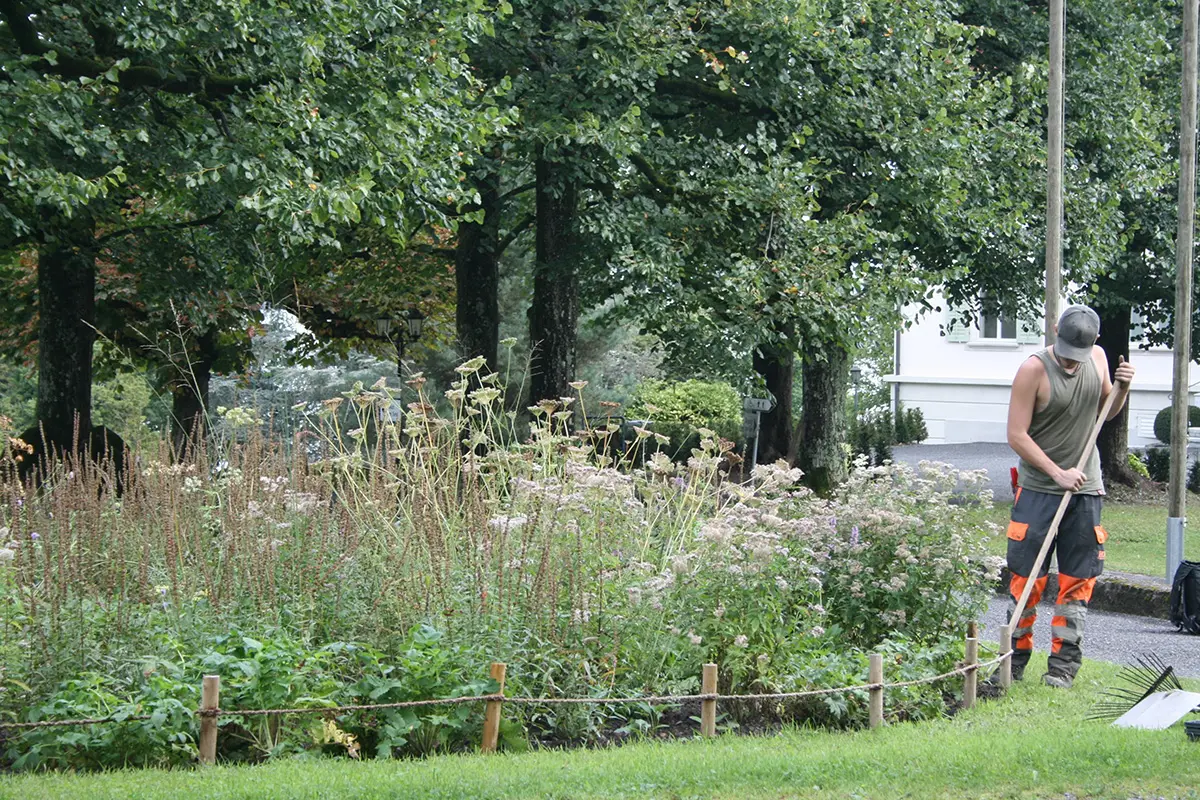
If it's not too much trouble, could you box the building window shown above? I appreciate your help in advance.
[979,296,1017,340]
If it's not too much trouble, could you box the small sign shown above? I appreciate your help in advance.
[741,410,761,439]
[742,397,773,412]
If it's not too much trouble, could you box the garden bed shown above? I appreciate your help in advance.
[1,379,1004,770]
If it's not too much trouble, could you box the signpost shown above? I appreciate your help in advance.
[742,397,774,476]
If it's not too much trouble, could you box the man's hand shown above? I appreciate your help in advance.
[1053,467,1087,493]
[1114,355,1135,385]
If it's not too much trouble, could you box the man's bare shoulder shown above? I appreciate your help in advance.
[1013,354,1045,383]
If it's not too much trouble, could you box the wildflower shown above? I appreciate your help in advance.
[568,380,588,390]
[0,548,13,565]
[810,626,826,637]
[488,515,527,531]
[757,653,770,668]
[714,605,726,619]
[733,634,749,648]
[849,525,860,546]
[469,387,502,405]
[626,586,642,605]
[182,476,203,494]
[500,336,518,348]
[456,356,488,374]
[775,576,790,592]
[687,631,702,646]
[29,532,39,542]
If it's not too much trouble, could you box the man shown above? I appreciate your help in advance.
[1005,305,1135,688]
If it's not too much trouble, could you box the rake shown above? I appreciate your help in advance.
[1088,654,1200,730]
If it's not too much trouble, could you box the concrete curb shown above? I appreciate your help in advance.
[997,568,1172,619]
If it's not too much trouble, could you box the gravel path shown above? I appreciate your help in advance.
[984,596,1200,679]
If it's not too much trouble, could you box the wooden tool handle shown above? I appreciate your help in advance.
[1006,383,1121,631]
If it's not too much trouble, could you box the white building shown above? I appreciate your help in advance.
[886,298,1195,449]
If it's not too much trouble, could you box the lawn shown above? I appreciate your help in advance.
[4,654,1198,800]
[969,492,1200,577]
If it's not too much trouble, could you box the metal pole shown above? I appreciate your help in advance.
[1169,0,1198,582]
[1045,0,1065,346]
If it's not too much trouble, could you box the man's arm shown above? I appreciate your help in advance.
[1007,357,1087,492]
[1094,346,1135,420]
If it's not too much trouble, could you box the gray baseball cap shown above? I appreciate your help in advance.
[1055,305,1100,362]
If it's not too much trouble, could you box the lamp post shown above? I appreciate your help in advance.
[374,308,425,444]
[374,308,426,381]
[850,365,862,422]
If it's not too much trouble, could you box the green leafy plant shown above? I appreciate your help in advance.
[626,379,741,459]
[1128,451,1150,480]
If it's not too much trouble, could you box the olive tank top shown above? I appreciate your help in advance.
[1016,348,1104,496]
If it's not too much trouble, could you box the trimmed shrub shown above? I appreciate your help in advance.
[626,379,741,459]
[1153,405,1200,445]
[1145,446,1171,482]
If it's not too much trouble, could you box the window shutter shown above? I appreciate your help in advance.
[945,305,970,343]
[1017,317,1043,345]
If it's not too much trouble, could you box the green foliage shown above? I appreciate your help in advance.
[0,359,36,432]
[1128,451,1150,480]
[92,371,159,445]
[11,666,198,771]
[1153,406,1200,445]
[893,405,928,446]
[1189,459,1200,496]
[1144,447,1170,483]
[626,379,741,458]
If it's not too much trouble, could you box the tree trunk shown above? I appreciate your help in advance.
[456,166,502,376]
[1097,302,1137,486]
[752,343,795,463]
[35,217,96,452]
[799,340,850,495]
[171,329,217,456]
[529,155,579,404]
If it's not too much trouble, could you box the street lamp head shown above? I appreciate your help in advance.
[374,317,393,338]
[850,366,862,383]
[405,307,425,341]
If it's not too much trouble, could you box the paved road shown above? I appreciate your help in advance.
[984,597,1200,679]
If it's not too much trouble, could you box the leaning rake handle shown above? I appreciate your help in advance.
[1007,382,1123,632]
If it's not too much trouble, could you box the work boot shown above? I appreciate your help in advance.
[1042,670,1073,689]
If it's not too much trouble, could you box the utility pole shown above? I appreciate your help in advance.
[1169,0,1199,582]
[1045,0,1065,345]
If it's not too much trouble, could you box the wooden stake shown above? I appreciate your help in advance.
[999,624,1013,689]
[481,662,506,753]
[967,621,979,639]
[199,674,220,766]
[700,663,718,738]
[868,653,884,730]
[963,637,979,710]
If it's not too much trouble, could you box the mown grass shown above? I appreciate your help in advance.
[968,494,1200,577]
[4,654,1198,800]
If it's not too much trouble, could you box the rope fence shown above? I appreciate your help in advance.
[0,624,1017,763]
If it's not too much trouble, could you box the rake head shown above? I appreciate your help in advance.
[1088,653,1185,722]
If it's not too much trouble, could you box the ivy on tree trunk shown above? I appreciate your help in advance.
[800,341,850,495]
[529,155,579,404]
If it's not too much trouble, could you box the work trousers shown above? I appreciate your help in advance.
[1006,487,1106,678]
